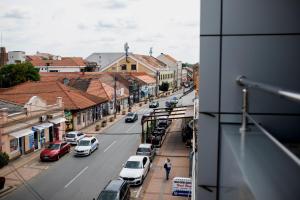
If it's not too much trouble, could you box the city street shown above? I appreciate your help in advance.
[1,90,194,200]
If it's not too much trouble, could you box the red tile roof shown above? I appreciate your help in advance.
[30,57,86,67]
[0,81,107,110]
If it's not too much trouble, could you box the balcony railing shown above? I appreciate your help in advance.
[236,75,300,166]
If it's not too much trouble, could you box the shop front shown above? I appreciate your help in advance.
[49,117,66,140]
[8,128,34,159]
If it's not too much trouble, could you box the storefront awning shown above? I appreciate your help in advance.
[10,128,34,138]
[39,122,53,128]
[32,125,45,131]
[49,117,66,124]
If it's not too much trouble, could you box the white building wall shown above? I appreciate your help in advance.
[37,66,85,72]
[7,51,26,64]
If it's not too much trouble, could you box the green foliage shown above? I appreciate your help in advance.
[0,152,9,168]
[159,82,169,92]
[0,62,40,88]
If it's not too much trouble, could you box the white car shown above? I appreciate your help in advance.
[119,155,150,185]
[74,136,99,156]
[64,131,86,145]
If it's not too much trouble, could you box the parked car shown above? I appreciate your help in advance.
[146,135,162,147]
[40,141,70,161]
[136,144,155,162]
[74,136,99,156]
[119,155,151,185]
[125,112,138,123]
[65,131,86,145]
[152,127,166,136]
[157,116,171,128]
[170,96,179,104]
[94,178,130,200]
[149,101,159,108]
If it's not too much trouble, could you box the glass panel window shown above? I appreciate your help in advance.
[121,64,127,70]
[131,64,137,70]
[10,138,18,152]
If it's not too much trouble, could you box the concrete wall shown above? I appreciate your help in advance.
[198,0,300,199]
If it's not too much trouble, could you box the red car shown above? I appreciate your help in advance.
[40,141,70,161]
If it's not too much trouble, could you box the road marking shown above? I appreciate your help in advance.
[136,186,143,198]
[104,141,116,152]
[64,166,88,188]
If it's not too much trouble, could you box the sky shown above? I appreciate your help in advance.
[0,0,199,63]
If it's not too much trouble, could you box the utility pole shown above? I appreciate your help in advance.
[114,74,117,118]
[156,71,159,98]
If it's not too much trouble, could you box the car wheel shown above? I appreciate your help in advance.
[96,144,99,149]
[89,150,91,155]
[57,155,60,160]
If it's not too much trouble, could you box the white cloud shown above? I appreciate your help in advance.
[0,0,199,63]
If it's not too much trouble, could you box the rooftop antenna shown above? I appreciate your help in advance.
[149,47,153,56]
[124,42,129,62]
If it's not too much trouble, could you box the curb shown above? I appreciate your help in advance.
[0,186,17,198]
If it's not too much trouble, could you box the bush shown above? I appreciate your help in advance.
[0,152,9,168]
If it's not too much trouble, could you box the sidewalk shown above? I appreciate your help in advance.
[140,118,191,200]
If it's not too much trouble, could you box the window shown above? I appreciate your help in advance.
[77,114,81,125]
[121,64,127,70]
[83,113,85,123]
[131,64,136,70]
[10,138,18,152]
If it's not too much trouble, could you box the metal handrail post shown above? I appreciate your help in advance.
[240,88,249,132]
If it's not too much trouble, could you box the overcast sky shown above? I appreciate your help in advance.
[0,0,199,63]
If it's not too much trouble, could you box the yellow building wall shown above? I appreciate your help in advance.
[103,57,156,76]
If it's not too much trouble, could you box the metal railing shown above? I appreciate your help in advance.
[236,75,300,166]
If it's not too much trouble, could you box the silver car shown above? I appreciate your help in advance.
[64,131,86,145]
[136,143,155,162]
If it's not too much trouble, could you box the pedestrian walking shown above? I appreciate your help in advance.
[164,158,172,180]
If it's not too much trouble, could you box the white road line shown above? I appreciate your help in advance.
[136,186,143,198]
[64,166,88,188]
[104,141,116,152]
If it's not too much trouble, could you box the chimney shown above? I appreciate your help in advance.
[0,108,8,124]
[0,47,8,67]
[56,97,63,108]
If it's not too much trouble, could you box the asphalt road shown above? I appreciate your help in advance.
[2,89,194,200]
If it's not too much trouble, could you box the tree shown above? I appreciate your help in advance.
[0,62,40,88]
[159,82,169,92]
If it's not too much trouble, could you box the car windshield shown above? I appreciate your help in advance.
[66,133,76,138]
[125,161,142,169]
[97,191,118,200]
[78,140,90,146]
[137,148,150,153]
[47,144,60,150]
[127,113,134,116]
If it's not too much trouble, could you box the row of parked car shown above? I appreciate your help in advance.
[146,116,172,147]
[40,131,99,161]
[94,143,156,200]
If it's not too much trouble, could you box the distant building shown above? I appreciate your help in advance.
[0,47,8,67]
[7,51,26,64]
[100,53,176,92]
[157,53,182,88]
[28,56,86,72]
[85,53,124,71]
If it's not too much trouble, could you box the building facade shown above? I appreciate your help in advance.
[7,51,26,64]
[197,0,300,200]
[0,96,65,160]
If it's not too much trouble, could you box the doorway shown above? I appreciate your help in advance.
[18,137,25,155]
[34,131,39,150]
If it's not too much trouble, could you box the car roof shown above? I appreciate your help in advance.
[127,155,146,162]
[66,131,80,134]
[138,143,152,148]
[80,136,94,141]
[104,179,125,191]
